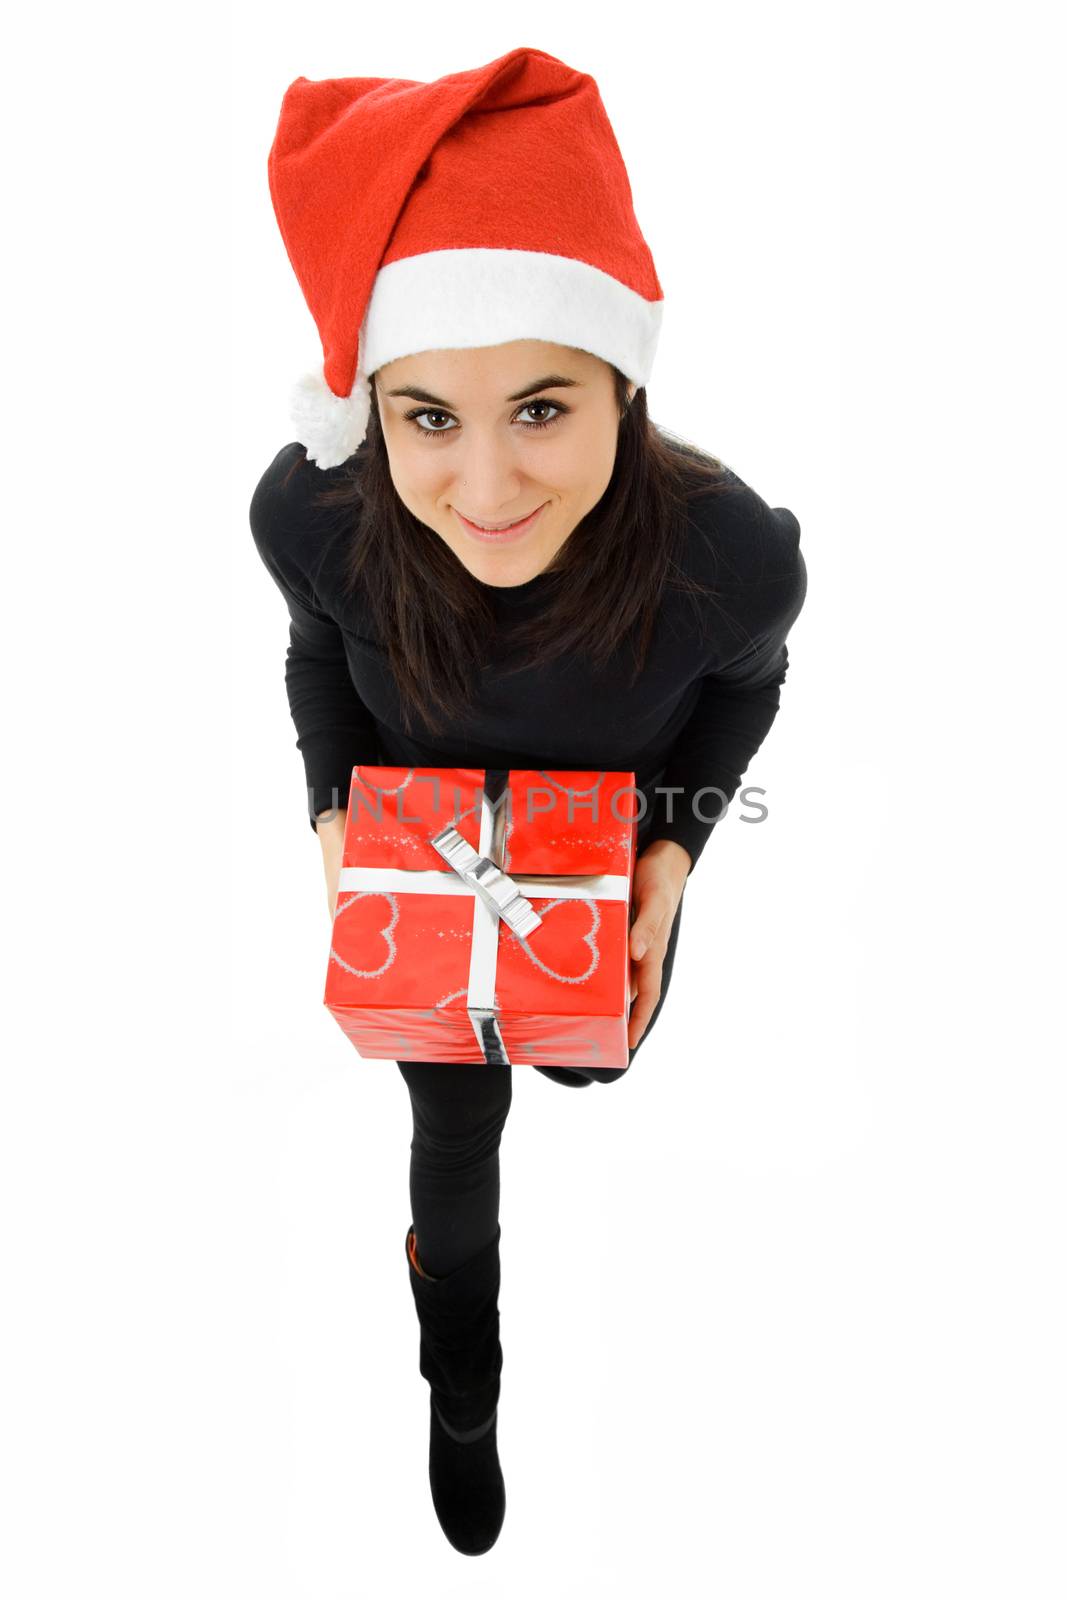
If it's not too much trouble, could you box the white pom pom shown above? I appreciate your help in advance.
[288,366,371,470]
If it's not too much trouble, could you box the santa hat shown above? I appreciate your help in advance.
[266,45,664,469]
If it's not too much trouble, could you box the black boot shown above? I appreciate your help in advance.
[405,1223,506,1555]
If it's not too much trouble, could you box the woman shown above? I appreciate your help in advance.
[250,48,807,1556]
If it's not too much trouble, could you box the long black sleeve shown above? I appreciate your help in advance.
[643,507,807,875]
[250,451,380,832]
[283,593,381,831]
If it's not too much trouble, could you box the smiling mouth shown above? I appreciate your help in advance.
[452,503,550,544]
[456,508,543,531]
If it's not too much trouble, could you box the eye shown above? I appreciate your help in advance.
[402,398,568,441]
[516,400,564,430]
[405,407,457,436]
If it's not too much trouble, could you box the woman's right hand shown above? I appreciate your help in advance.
[316,809,348,921]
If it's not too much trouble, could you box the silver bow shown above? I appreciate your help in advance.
[430,825,543,939]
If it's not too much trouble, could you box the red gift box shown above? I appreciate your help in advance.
[324,766,639,1069]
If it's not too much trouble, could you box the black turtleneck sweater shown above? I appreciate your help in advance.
[249,441,807,876]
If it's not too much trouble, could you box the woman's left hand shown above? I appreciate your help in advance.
[627,839,691,1049]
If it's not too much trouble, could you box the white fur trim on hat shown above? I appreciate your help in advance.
[289,366,372,470]
[362,248,662,390]
[289,247,661,471]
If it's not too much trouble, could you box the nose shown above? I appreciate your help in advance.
[452,431,527,521]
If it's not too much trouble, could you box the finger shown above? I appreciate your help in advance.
[628,998,656,1049]
[633,917,673,962]
[627,976,662,1045]
[631,909,665,960]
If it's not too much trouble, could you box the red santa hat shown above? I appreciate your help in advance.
[266,45,664,469]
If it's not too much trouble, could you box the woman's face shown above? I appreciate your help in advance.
[374,340,634,588]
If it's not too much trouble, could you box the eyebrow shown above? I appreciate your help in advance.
[383,373,584,407]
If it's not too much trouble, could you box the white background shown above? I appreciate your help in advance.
[3,2,1064,1595]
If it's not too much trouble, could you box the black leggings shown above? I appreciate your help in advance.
[397,892,686,1276]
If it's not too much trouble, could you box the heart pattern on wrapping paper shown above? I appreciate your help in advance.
[329,888,607,990]
[352,764,485,857]
[501,894,603,985]
[351,765,620,878]
[329,891,400,979]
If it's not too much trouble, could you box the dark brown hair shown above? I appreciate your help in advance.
[300,364,739,738]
